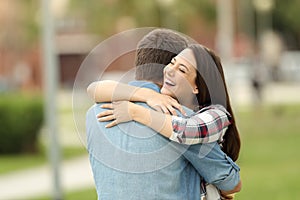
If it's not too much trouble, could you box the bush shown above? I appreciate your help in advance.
[0,93,44,154]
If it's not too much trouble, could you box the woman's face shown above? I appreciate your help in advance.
[161,49,198,101]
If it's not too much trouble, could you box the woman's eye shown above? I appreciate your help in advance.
[179,68,186,73]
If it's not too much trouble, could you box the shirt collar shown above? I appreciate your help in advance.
[129,81,160,92]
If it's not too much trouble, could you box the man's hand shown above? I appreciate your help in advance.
[220,180,242,199]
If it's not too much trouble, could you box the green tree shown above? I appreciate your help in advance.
[273,0,300,49]
[67,0,216,36]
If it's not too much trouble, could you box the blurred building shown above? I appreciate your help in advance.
[0,0,41,91]
[55,33,99,88]
[1,0,299,92]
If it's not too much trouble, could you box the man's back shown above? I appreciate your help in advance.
[86,97,201,199]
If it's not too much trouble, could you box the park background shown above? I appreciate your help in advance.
[0,0,300,199]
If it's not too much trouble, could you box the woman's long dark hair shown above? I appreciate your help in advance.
[189,44,241,161]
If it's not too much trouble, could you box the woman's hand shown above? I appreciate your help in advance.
[146,93,185,116]
[97,101,135,128]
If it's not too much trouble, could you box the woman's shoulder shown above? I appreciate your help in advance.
[197,104,231,117]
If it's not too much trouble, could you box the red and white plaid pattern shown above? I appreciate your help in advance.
[170,104,232,145]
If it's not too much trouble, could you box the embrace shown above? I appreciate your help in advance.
[86,28,242,200]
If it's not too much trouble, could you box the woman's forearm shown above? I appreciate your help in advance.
[87,80,117,102]
[130,104,173,138]
[87,80,156,103]
[170,105,232,145]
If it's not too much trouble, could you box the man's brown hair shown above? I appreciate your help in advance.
[135,29,189,85]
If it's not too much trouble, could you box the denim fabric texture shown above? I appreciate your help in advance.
[86,81,240,200]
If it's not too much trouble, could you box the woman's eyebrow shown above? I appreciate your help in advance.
[174,57,190,72]
[179,63,189,71]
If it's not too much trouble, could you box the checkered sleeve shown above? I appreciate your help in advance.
[169,104,232,145]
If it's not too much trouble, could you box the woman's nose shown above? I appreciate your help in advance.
[164,65,175,76]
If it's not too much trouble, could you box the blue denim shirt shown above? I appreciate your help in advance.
[86,81,240,200]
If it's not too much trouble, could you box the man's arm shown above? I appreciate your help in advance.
[177,142,241,192]
[221,180,242,196]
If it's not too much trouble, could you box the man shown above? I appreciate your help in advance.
[86,29,241,199]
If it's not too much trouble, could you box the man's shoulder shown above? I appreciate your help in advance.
[183,106,193,115]
[86,102,154,135]
[86,103,107,118]
[86,103,111,136]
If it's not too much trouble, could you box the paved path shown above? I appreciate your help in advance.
[0,156,94,200]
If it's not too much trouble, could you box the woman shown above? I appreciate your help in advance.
[88,44,241,162]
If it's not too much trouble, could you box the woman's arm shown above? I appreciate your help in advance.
[98,101,173,139]
[87,80,152,102]
[98,102,231,145]
[170,105,232,144]
[87,80,183,115]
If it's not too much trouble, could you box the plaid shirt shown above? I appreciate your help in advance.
[170,104,232,145]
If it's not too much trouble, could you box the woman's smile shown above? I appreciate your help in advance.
[161,49,198,102]
[164,78,176,87]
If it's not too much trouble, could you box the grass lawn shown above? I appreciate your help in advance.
[32,188,97,200]
[234,104,300,199]
[2,103,300,199]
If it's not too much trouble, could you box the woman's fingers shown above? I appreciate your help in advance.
[97,104,116,122]
[151,104,163,112]
[170,101,186,116]
[100,103,113,109]
[98,101,133,127]
[160,106,171,115]
[165,96,185,116]
[98,114,119,128]
[98,114,115,122]
[105,120,118,128]
[166,104,177,116]
[160,104,177,116]
[148,98,185,116]
[97,109,114,118]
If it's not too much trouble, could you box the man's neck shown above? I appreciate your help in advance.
[135,80,162,89]
[153,82,162,89]
[129,80,161,92]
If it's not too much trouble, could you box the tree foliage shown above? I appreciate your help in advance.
[67,0,216,36]
[272,0,300,49]
[1,0,300,50]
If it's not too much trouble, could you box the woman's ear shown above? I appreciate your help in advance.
[192,87,198,94]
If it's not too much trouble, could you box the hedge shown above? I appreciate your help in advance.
[0,94,44,154]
